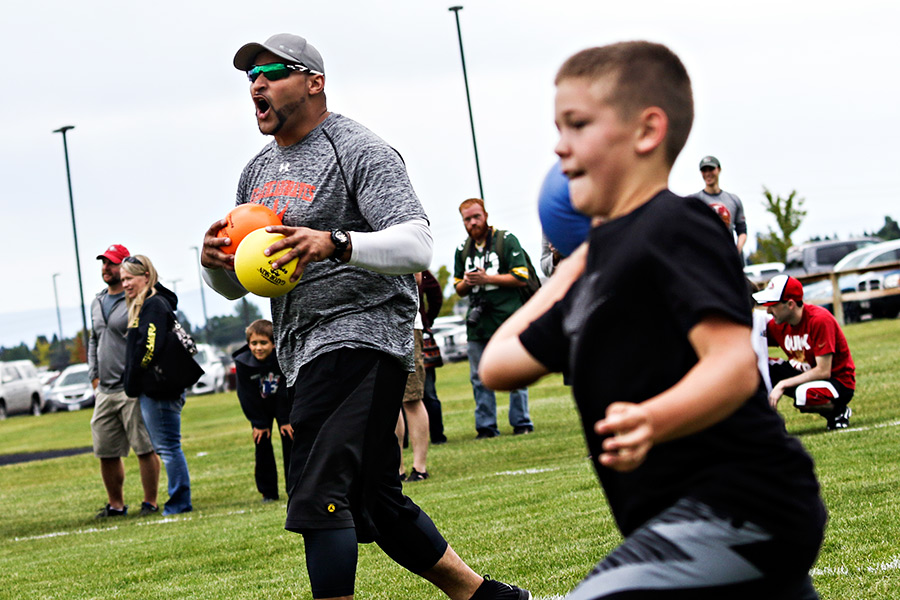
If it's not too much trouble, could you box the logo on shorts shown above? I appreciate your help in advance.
[327,503,336,513]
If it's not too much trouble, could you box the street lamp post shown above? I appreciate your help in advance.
[53,125,90,353]
[190,246,210,340]
[51,273,65,344]
[448,5,485,199]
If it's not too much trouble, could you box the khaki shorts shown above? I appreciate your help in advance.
[402,329,425,403]
[91,390,154,458]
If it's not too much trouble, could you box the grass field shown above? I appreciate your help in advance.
[2,318,899,599]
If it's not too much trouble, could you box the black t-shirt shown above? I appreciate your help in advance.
[521,190,824,539]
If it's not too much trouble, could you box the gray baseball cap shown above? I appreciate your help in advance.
[699,155,721,170]
[233,33,325,74]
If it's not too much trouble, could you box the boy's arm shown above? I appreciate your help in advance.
[234,362,268,427]
[480,245,587,390]
[595,314,759,472]
[768,353,833,406]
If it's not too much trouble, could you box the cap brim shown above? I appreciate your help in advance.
[233,42,299,70]
[97,253,123,264]
[752,291,779,305]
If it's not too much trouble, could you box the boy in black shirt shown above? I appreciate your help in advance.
[233,319,293,502]
[480,42,825,599]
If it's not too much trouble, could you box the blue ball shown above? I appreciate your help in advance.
[537,162,592,257]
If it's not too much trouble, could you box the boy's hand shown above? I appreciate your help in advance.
[279,423,294,440]
[252,427,271,443]
[594,402,654,472]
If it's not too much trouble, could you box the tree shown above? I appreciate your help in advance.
[236,298,262,328]
[0,343,34,362]
[69,330,87,364]
[435,265,460,317]
[749,188,806,264]
[33,336,51,367]
[876,216,900,241]
[205,300,263,347]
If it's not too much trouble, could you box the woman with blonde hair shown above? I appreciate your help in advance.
[121,254,193,515]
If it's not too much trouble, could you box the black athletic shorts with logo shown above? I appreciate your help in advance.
[284,347,447,569]
[566,497,821,600]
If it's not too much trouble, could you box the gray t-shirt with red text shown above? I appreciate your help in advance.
[236,113,426,385]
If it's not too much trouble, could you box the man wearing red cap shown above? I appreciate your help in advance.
[88,244,161,517]
[753,274,856,430]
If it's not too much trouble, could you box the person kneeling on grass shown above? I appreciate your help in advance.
[480,42,826,599]
[233,319,293,503]
[752,274,856,431]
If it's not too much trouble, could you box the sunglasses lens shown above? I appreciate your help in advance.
[247,64,292,83]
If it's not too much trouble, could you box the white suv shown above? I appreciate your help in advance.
[189,344,227,395]
[0,360,45,418]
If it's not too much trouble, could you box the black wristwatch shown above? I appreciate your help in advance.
[329,229,351,262]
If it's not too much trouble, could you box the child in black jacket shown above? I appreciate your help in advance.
[232,319,292,502]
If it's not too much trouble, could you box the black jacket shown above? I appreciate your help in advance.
[124,284,188,399]
[232,344,290,429]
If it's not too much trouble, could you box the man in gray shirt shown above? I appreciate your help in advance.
[201,34,530,600]
[689,155,748,258]
[88,244,160,518]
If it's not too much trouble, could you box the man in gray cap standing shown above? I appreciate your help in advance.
[689,155,748,260]
[200,34,531,600]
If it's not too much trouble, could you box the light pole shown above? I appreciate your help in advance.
[190,246,210,339]
[53,125,90,353]
[51,273,65,344]
[170,279,182,296]
[448,5,485,199]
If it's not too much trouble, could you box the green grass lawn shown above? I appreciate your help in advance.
[2,319,899,599]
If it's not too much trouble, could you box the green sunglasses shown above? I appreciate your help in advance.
[246,63,316,83]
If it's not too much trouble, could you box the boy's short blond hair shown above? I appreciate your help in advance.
[556,41,693,167]
[245,319,274,342]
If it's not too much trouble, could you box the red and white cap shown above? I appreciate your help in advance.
[753,274,804,306]
[96,244,130,264]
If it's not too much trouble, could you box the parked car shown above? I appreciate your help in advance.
[783,238,880,278]
[43,363,95,413]
[743,262,784,285]
[0,360,45,418]
[855,242,900,320]
[803,239,900,322]
[431,315,468,362]
[190,344,227,394]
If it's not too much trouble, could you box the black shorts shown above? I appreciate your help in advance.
[284,348,421,543]
[566,497,822,600]
[768,359,854,412]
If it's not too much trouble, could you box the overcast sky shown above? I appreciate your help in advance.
[2,0,898,348]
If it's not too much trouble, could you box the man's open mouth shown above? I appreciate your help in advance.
[254,96,271,117]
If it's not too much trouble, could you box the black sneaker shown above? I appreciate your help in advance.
[476,429,500,440]
[399,472,408,482]
[827,406,852,431]
[407,469,430,482]
[95,504,128,518]
[139,502,159,516]
[470,576,532,600]
[512,425,534,435]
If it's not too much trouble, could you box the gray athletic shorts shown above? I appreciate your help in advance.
[91,390,154,458]
[567,497,821,600]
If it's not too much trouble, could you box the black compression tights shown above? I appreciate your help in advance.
[303,528,358,598]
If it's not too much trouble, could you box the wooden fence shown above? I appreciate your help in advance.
[794,260,900,326]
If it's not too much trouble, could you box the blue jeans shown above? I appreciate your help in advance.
[467,340,531,434]
[140,394,192,515]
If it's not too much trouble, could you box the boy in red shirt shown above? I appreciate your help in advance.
[753,274,856,429]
